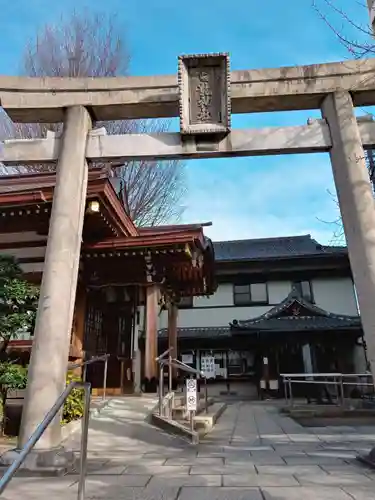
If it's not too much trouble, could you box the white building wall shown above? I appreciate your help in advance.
[158,304,271,330]
[159,277,359,330]
[268,280,292,304]
[194,283,233,307]
[311,277,358,316]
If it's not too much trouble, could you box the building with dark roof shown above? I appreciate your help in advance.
[158,234,367,398]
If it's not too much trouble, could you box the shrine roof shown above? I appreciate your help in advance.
[158,326,231,339]
[0,170,214,250]
[213,235,347,262]
[86,224,213,252]
[0,168,138,237]
[230,288,361,333]
[138,222,212,234]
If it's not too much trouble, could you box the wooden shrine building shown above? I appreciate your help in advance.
[0,168,216,394]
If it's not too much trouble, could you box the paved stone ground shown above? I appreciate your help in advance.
[2,398,375,499]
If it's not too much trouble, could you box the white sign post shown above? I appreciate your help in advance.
[186,378,197,412]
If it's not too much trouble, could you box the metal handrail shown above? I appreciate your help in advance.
[0,353,110,497]
[156,348,174,392]
[171,359,208,414]
[280,372,374,407]
[163,359,201,376]
[69,354,110,401]
[68,353,110,371]
[171,358,205,377]
[0,381,91,500]
[156,347,174,362]
[157,356,209,416]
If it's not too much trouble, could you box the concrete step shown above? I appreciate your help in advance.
[150,413,199,444]
[193,402,227,434]
[151,402,227,444]
[172,397,215,419]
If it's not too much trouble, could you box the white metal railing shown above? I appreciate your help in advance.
[280,372,374,407]
[160,391,175,420]
[156,353,209,432]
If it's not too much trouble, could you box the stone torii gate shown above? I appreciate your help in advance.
[2,53,375,468]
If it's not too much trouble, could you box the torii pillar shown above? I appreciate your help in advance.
[322,91,375,466]
[3,106,91,469]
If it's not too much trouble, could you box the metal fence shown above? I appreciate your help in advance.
[280,372,374,406]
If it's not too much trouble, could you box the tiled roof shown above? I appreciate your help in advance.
[231,316,360,332]
[213,235,347,262]
[158,326,231,339]
[157,289,361,340]
[231,288,361,333]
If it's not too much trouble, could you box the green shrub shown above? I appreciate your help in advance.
[62,372,84,425]
[0,363,28,435]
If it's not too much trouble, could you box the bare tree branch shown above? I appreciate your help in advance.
[0,9,186,226]
[311,0,375,57]
[316,189,345,244]
[312,0,375,240]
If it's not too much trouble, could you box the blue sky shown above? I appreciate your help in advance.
[0,0,371,243]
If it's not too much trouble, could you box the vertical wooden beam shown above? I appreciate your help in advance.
[144,285,158,381]
[168,301,178,378]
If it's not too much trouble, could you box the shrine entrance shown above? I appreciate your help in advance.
[2,52,375,457]
[83,288,133,395]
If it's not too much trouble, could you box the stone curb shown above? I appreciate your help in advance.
[61,397,111,442]
[150,413,199,444]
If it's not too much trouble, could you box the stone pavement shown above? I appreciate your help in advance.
[2,398,375,499]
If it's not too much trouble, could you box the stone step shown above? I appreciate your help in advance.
[172,397,215,419]
[194,402,227,433]
[151,402,227,444]
[172,393,210,407]
[150,413,199,444]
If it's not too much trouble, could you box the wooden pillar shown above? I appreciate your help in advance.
[168,301,178,378]
[132,293,141,394]
[144,285,158,380]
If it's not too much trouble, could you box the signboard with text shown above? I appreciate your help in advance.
[201,356,216,379]
[186,378,197,412]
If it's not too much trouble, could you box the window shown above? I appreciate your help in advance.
[178,295,193,309]
[233,283,268,305]
[293,280,313,302]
